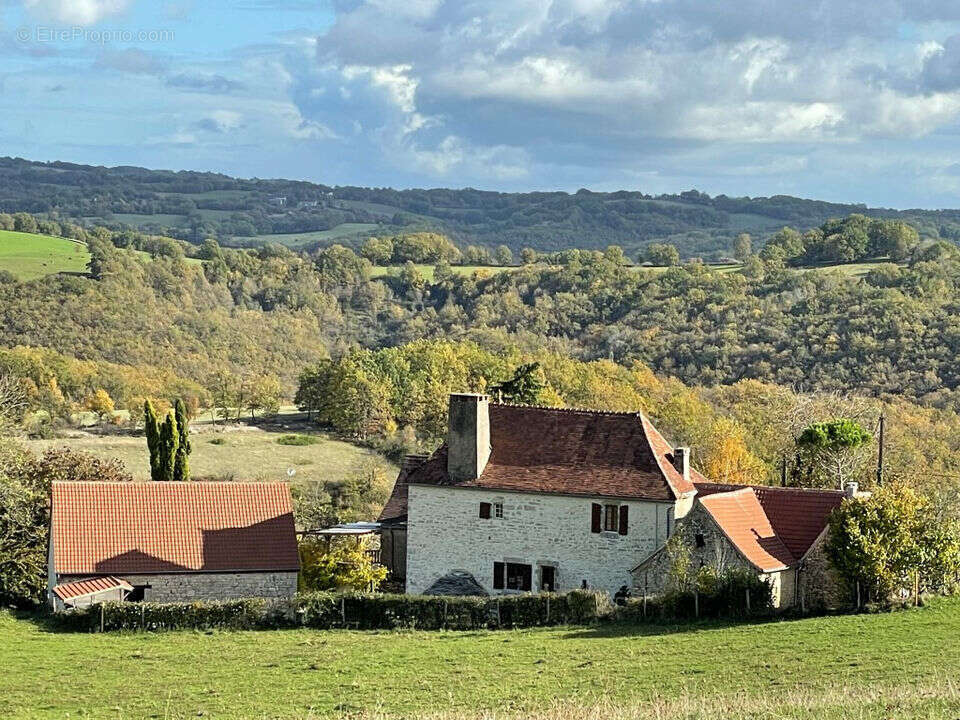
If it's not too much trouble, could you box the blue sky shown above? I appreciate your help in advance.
[5,1,960,207]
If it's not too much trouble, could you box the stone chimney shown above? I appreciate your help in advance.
[844,481,859,499]
[672,447,691,483]
[447,393,491,482]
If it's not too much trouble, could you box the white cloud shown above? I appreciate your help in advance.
[23,0,129,25]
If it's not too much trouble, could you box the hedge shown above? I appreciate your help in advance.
[614,570,774,622]
[52,589,612,633]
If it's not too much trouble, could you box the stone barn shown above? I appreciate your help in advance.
[48,481,300,611]
[633,483,846,609]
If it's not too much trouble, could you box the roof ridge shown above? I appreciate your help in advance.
[696,481,844,496]
[492,401,642,417]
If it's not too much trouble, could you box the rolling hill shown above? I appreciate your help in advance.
[4,156,960,260]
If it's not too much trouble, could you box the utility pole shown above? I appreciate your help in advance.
[876,414,885,486]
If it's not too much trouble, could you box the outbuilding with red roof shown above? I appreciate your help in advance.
[48,481,300,611]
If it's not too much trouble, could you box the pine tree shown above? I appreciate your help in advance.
[144,400,161,482]
[173,398,191,482]
[158,411,179,482]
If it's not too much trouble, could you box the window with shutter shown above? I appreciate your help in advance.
[493,562,505,589]
[591,503,602,533]
[479,502,491,519]
[619,505,629,535]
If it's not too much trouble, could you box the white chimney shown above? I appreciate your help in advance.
[844,481,859,499]
[672,447,691,483]
[447,394,491,482]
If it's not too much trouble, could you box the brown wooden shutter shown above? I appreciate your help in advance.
[479,502,491,519]
[521,564,532,592]
[619,505,629,535]
[493,562,505,589]
[591,503,602,533]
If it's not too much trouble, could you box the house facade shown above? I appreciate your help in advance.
[382,393,700,596]
[48,481,300,611]
[381,393,846,607]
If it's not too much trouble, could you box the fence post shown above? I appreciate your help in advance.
[340,597,346,626]
[141,604,145,631]
[642,594,647,618]
[100,604,104,633]
[745,588,751,614]
[443,600,448,629]
[694,590,699,618]
[856,581,861,609]
[496,599,501,627]
[546,595,550,624]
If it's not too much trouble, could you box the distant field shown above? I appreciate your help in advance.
[24,423,396,487]
[0,230,89,280]
[2,599,959,718]
[229,223,380,248]
[370,264,514,280]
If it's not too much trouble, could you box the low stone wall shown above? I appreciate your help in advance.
[57,572,298,603]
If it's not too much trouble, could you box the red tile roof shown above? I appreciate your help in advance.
[51,482,300,575]
[379,404,700,520]
[699,488,795,573]
[695,482,843,560]
[52,576,133,602]
[377,455,428,523]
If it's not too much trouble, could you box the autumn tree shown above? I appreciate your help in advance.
[84,388,115,421]
[733,233,752,262]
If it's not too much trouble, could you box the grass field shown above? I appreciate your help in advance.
[0,230,89,280]
[24,423,396,486]
[2,599,959,718]
[230,223,381,248]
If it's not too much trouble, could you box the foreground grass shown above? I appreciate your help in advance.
[0,230,89,280]
[3,599,960,719]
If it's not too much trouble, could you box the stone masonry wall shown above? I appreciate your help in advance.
[632,503,795,608]
[57,572,298,603]
[405,484,676,596]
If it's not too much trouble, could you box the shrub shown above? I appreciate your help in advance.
[276,434,318,446]
[616,569,773,622]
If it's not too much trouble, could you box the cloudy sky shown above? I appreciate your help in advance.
[4,1,960,206]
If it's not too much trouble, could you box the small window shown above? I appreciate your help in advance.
[494,502,504,518]
[695,533,706,548]
[127,585,150,602]
[603,504,619,532]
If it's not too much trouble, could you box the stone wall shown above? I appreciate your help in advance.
[405,484,677,596]
[630,502,797,609]
[57,572,298,603]
[796,532,847,611]
[633,503,752,596]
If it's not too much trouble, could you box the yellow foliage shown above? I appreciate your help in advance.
[701,417,768,485]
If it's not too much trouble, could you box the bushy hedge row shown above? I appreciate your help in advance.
[53,590,612,633]
[615,570,774,622]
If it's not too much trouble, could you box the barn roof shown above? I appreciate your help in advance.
[51,482,300,575]
[694,482,844,560]
[379,404,700,521]
[698,488,795,573]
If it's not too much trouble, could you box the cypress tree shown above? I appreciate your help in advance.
[144,400,161,482]
[158,411,179,482]
[173,398,191,482]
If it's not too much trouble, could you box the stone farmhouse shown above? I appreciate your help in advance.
[48,481,300,611]
[379,393,844,607]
